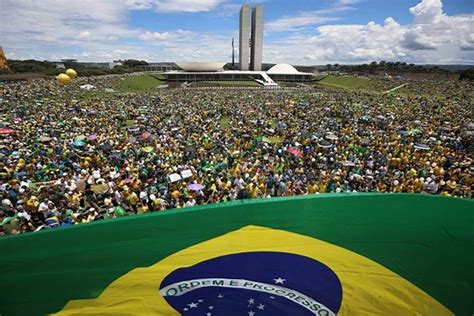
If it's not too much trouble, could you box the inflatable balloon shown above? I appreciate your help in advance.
[57,73,71,85]
[66,68,77,78]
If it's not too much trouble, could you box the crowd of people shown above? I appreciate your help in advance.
[0,75,472,235]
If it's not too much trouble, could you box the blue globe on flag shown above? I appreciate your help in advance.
[159,252,343,315]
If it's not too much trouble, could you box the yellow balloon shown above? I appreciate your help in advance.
[66,68,77,78]
[57,73,71,85]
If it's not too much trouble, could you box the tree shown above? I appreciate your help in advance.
[459,68,474,81]
[122,59,148,68]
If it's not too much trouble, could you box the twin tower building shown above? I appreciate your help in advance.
[239,4,264,71]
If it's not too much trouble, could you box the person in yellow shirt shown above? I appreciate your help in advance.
[126,191,139,213]
[136,202,149,214]
[319,183,327,194]
[408,168,417,178]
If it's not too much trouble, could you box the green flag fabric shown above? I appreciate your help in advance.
[0,194,472,315]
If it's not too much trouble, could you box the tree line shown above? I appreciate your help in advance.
[1,59,149,76]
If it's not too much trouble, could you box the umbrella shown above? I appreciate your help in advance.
[185,146,196,153]
[255,136,271,143]
[128,127,140,133]
[341,161,356,167]
[269,136,284,144]
[73,140,86,147]
[325,134,338,141]
[0,128,16,135]
[140,132,151,140]
[462,131,474,138]
[143,146,154,153]
[407,129,422,136]
[414,143,430,150]
[40,136,52,142]
[101,143,112,152]
[287,147,303,156]
[125,120,136,127]
[318,140,332,148]
[91,183,109,194]
[188,183,204,191]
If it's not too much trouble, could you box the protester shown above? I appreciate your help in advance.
[0,76,472,235]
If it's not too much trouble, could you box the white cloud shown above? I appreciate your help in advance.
[154,0,224,13]
[336,0,363,5]
[78,31,92,40]
[266,5,354,32]
[126,0,225,12]
[267,13,340,32]
[402,0,474,51]
[1,0,473,65]
[140,31,172,42]
[126,0,154,10]
[264,0,474,64]
[1,0,139,46]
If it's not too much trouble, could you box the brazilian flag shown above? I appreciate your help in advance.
[0,194,473,315]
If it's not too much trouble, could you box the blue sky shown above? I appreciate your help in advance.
[1,0,473,64]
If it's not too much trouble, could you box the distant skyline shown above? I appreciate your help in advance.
[1,0,473,65]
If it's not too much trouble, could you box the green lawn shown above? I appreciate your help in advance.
[112,74,165,93]
[316,75,377,91]
[151,73,166,81]
[201,81,261,87]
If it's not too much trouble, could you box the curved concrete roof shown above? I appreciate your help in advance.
[267,63,300,74]
[176,62,225,72]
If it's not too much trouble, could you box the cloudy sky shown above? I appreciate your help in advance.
[1,0,473,64]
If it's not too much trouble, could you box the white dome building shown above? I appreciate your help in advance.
[267,63,300,75]
[176,62,226,72]
[266,63,315,83]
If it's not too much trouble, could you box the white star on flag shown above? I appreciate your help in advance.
[273,277,286,284]
[248,298,255,304]
[217,294,224,298]
[206,313,212,316]
[257,303,265,310]
[198,299,203,302]
[208,306,214,310]
[188,302,198,308]
[248,311,255,316]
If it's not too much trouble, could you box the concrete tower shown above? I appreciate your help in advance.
[250,4,264,71]
[239,5,251,71]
